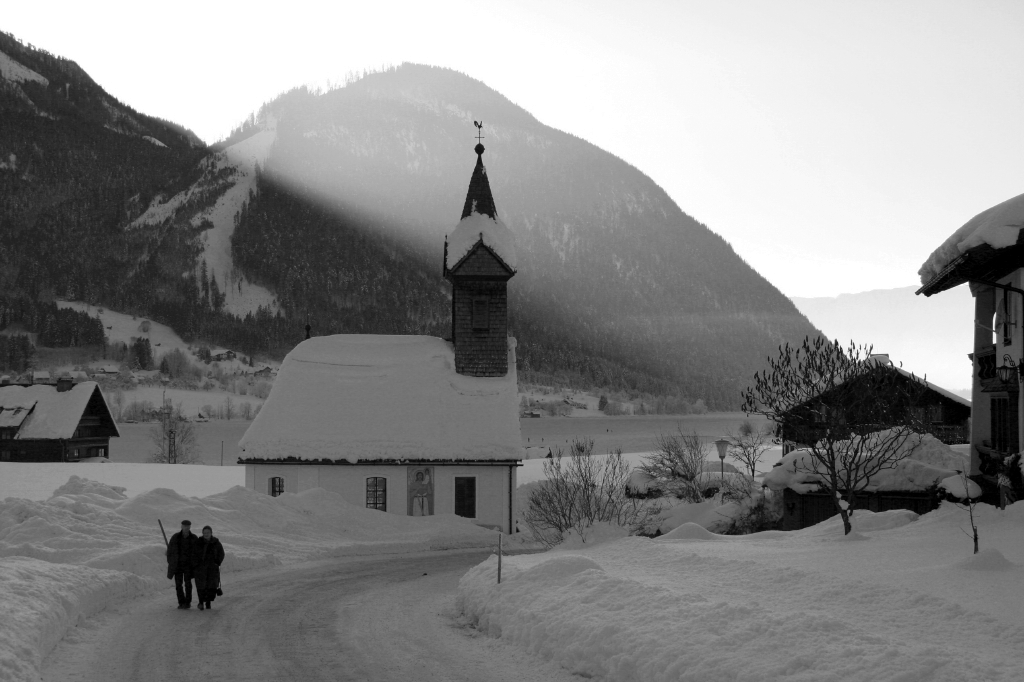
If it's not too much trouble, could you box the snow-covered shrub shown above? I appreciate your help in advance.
[640,428,713,503]
[523,439,662,546]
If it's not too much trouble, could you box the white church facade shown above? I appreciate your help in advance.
[239,138,522,532]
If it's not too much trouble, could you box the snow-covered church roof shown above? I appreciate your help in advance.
[444,144,516,273]
[918,191,1024,291]
[238,335,522,463]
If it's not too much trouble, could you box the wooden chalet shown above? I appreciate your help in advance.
[0,380,119,462]
[780,354,971,454]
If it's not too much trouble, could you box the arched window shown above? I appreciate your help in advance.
[366,477,386,511]
[269,477,284,497]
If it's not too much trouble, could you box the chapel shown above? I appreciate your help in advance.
[238,136,523,532]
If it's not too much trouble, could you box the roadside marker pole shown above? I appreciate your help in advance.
[497,532,503,584]
[221,440,224,466]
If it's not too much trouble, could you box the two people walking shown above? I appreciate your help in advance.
[165,520,225,610]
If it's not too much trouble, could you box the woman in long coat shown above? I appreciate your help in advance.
[193,525,225,610]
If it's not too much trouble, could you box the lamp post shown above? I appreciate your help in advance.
[713,438,730,488]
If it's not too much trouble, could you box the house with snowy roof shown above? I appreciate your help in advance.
[238,138,522,532]
[917,191,1024,503]
[779,354,971,454]
[0,381,119,462]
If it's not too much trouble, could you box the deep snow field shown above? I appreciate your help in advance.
[459,508,1024,682]
[0,471,500,682]
[3,463,1022,682]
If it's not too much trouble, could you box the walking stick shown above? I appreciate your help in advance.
[158,519,169,547]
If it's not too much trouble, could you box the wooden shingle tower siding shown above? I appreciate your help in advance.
[444,142,516,377]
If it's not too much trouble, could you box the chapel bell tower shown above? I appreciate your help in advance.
[443,125,517,377]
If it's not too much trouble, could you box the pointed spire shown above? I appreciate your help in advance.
[461,131,497,220]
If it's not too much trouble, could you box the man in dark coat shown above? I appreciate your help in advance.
[166,520,198,609]
[193,525,225,611]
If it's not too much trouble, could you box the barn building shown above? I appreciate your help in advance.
[0,380,119,462]
[239,139,522,532]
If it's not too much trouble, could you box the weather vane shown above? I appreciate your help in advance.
[473,120,485,144]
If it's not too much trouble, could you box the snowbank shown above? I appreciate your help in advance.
[0,558,149,682]
[0,475,502,682]
[460,503,1024,681]
[0,462,244,501]
[762,432,967,494]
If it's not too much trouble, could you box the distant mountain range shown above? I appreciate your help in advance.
[791,285,974,396]
[1,35,820,408]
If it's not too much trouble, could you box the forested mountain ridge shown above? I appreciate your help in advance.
[0,32,299,357]
[1,36,819,407]
[230,65,821,407]
[0,30,206,305]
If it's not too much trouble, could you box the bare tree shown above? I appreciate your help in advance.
[742,337,926,535]
[945,468,983,554]
[728,420,774,479]
[149,405,199,464]
[112,388,125,422]
[639,428,712,503]
[223,395,235,420]
[524,439,662,546]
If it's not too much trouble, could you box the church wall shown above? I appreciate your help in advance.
[245,463,516,533]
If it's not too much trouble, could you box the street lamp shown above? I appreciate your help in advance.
[713,438,730,485]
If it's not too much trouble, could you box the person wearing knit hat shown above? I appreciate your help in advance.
[166,520,198,609]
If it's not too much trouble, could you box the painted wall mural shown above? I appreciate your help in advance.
[407,466,434,516]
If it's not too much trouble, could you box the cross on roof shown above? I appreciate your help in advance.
[474,120,485,144]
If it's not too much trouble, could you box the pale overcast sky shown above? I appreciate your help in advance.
[5,0,1023,298]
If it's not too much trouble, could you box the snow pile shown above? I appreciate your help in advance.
[919,191,1024,285]
[658,499,743,533]
[446,211,517,271]
[763,432,967,493]
[460,503,1024,681]
[0,475,501,579]
[0,558,149,682]
[240,335,521,462]
[939,472,984,500]
[0,474,501,682]
[0,462,245,501]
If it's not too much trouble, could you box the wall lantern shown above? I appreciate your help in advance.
[995,354,1023,384]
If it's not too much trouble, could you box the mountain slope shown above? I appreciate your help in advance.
[0,30,206,304]
[229,65,820,407]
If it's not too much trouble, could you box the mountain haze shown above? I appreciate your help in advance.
[230,65,819,407]
[791,285,974,394]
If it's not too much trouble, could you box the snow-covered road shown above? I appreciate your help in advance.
[42,550,576,682]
